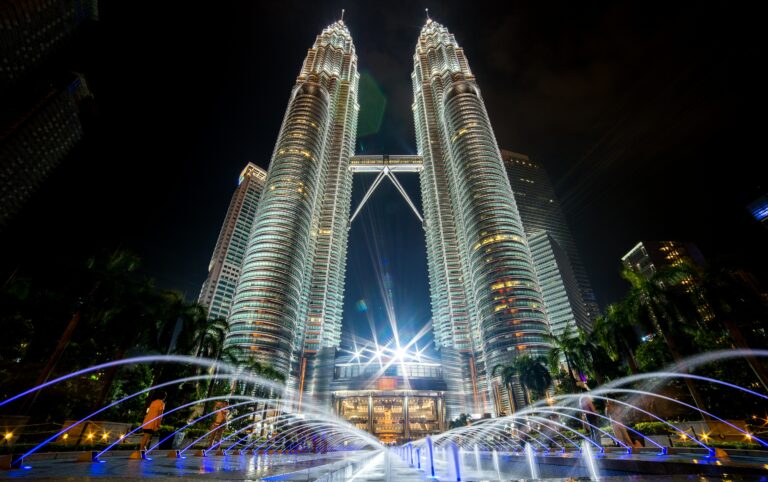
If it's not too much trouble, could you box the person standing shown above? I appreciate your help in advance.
[138,391,167,452]
[579,388,601,445]
[605,399,639,448]
[206,400,230,450]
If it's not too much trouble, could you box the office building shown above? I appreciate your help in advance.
[501,150,599,332]
[198,163,267,320]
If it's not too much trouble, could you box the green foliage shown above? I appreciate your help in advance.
[494,354,552,405]
[102,364,153,421]
[635,336,672,372]
[0,250,224,421]
[448,413,472,429]
[675,440,761,450]
[591,258,768,413]
[632,421,670,435]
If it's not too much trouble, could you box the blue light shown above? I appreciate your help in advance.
[748,196,768,222]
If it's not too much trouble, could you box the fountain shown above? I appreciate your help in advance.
[492,448,501,479]
[1,350,768,478]
[524,441,539,479]
[582,439,601,481]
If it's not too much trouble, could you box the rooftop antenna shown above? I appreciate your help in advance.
[340,9,345,22]
[425,8,432,23]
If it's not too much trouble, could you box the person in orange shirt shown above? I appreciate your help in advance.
[138,391,167,452]
[206,400,230,450]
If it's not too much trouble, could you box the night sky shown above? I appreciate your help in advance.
[2,2,765,349]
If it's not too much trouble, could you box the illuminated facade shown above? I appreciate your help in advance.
[622,240,706,281]
[331,354,447,445]
[198,163,267,320]
[224,17,549,421]
[501,150,599,332]
[528,231,585,339]
[225,19,359,388]
[411,19,549,415]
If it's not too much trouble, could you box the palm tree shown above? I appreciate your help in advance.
[24,249,144,412]
[683,264,768,390]
[494,354,552,407]
[545,327,585,381]
[235,361,285,439]
[621,267,709,413]
[195,317,228,359]
[492,363,521,412]
[592,303,640,374]
[205,345,243,401]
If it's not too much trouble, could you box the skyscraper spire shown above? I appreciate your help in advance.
[340,8,345,22]
[425,8,431,23]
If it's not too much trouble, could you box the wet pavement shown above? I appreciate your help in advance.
[0,451,375,480]
[3,449,768,480]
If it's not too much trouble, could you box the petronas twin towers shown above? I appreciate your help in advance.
[224,16,550,417]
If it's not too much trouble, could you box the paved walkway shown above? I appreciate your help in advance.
[0,451,365,480]
[3,449,766,480]
[259,451,430,482]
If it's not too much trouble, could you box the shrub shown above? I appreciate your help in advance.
[632,421,670,436]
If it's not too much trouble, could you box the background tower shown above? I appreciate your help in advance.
[501,150,600,332]
[198,163,267,321]
[412,19,549,416]
[528,231,586,339]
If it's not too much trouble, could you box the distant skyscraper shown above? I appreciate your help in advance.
[528,231,586,338]
[199,163,267,320]
[0,0,98,91]
[501,150,599,332]
[621,240,706,280]
[0,74,92,227]
[1,0,98,228]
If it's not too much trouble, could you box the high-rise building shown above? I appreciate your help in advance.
[501,150,600,331]
[0,74,92,227]
[198,163,267,320]
[528,231,586,339]
[223,16,548,420]
[621,240,706,281]
[411,19,548,416]
[622,240,713,323]
[1,0,98,228]
[0,0,98,91]
[225,18,360,395]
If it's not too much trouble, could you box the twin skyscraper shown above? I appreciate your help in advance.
[203,16,572,419]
